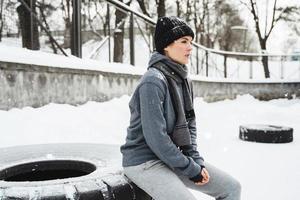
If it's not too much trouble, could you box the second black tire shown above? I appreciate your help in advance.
[239,124,293,143]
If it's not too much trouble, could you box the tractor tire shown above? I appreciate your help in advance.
[0,143,151,200]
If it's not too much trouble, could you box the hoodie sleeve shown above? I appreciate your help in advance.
[183,118,205,167]
[139,81,201,178]
[182,80,205,167]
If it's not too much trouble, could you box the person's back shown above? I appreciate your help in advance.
[121,67,176,167]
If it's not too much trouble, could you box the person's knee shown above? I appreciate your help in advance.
[233,179,242,194]
[228,179,241,198]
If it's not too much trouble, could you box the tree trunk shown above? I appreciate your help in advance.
[39,3,57,54]
[104,4,109,37]
[262,56,270,78]
[224,55,227,78]
[136,0,150,17]
[16,0,40,50]
[62,0,72,48]
[63,20,71,48]
[0,20,2,42]
[260,40,270,78]
[113,0,126,63]
[176,0,181,17]
[157,0,165,18]
[0,0,4,42]
[185,0,192,22]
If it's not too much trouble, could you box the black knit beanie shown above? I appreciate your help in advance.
[154,16,194,54]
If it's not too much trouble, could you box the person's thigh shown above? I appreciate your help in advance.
[124,160,197,200]
[178,162,241,200]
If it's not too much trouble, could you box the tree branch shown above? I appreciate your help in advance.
[136,0,150,17]
[238,0,251,11]
[250,0,263,41]
[265,0,277,39]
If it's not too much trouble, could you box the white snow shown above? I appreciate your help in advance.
[0,94,299,200]
[0,42,145,76]
[64,184,76,199]
[1,39,300,199]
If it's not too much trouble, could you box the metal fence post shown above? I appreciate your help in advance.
[205,50,208,77]
[72,0,82,58]
[30,0,33,49]
[107,4,111,62]
[196,47,199,74]
[299,60,300,79]
[280,56,284,79]
[224,55,227,78]
[129,12,135,66]
[249,57,253,79]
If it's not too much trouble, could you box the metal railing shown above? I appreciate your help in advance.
[2,0,300,79]
[190,42,300,79]
[94,0,300,80]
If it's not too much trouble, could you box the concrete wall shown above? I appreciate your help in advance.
[0,61,140,110]
[1,61,300,110]
[193,80,300,102]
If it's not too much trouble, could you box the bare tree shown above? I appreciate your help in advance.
[82,0,106,39]
[185,0,192,22]
[136,0,150,17]
[135,0,155,51]
[61,0,72,48]
[176,0,181,17]
[16,0,40,50]
[0,0,4,41]
[95,1,110,37]
[287,9,300,36]
[243,0,299,78]
[155,0,165,18]
[83,0,109,37]
[0,1,19,37]
[195,0,206,45]
[213,1,246,76]
[292,25,300,36]
[37,0,57,53]
[113,0,132,63]
[216,2,244,52]
[191,0,213,47]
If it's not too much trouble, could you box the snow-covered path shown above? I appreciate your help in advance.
[0,95,299,199]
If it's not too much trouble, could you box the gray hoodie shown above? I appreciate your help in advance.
[120,52,204,179]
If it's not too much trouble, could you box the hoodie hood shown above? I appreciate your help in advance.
[148,51,169,68]
[148,51,188,79]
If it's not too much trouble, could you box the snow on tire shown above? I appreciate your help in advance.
[239,124,293,143]
[0,143,151,200]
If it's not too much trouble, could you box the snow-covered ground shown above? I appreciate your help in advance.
[0,39,146,76]
[1,38,300,199]
[0,95,299,200]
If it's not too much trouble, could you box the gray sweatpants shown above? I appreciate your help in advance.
[124,160,241,200]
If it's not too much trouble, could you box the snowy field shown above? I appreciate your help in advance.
[1,38,300,199]
[0,95,299,200]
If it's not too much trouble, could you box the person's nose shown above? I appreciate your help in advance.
[187,43,192,51]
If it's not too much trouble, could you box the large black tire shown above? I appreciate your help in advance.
[239,124,293,143]
[0,143,152,200]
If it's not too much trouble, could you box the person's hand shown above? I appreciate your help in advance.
[195,168,210,186]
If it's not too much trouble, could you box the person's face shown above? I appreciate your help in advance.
[164,36,193,65]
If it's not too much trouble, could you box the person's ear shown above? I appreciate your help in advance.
[164,45,170,54]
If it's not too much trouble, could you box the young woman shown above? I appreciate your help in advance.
[120,16,241,200]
